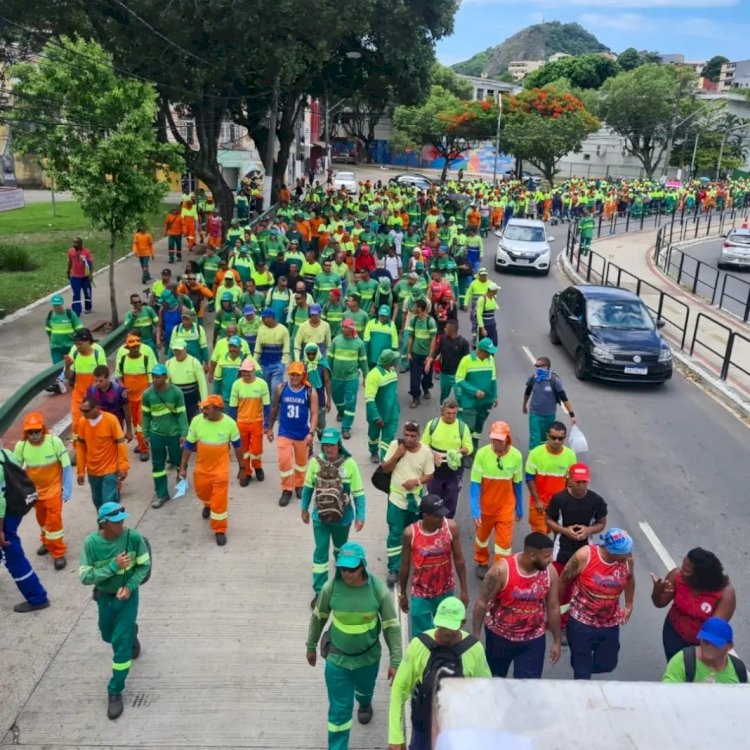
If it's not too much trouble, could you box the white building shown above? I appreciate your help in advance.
[719,60,750,91]
[455,74,520,102]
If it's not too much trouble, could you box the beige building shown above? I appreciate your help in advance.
[719,60,750,92]
[507,60,544,81]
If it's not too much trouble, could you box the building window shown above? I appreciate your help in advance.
[476,88,484,101]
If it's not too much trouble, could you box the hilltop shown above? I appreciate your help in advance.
[452,21,610,78]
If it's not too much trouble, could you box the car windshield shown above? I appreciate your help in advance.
[587,299,655,330]
[728,233,750,245]
[336,173,355,180]
[504,226,545,242]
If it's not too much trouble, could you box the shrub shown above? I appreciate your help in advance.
[0,243,39,272]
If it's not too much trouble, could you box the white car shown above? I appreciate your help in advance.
[332,171,358,194]
[495,218,555,275]
[718,228,750,270]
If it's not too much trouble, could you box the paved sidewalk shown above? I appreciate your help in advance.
[561,229,750,410]
[0,389,405,748]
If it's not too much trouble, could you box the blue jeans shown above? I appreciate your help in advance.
[484,628,546,678]
[567,616,620,679]
[262,362,284,396]
[409,353,433,399]
[1,513,49,606]
[70,276,92,315]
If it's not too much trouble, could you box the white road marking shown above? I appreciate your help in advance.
[639,521,677,571]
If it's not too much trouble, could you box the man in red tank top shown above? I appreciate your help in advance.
[399,494,469,636]
[471,532,562,678]
[561,527,635,679]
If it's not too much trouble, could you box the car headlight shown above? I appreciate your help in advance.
[658,345,672,362]
[591,345,614,362]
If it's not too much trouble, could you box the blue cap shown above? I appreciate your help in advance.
[310,303,322,315]
[152,363,168,376]
[261,307,275,318]
[243,305,255,315]
[336,542,367,569]
[228,336,242,347]
[697,617,733,648]
[600,528,633,555]
[98,502,129,524]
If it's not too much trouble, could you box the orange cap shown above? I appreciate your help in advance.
[199,395,224,409]
[288,361,306,375]
[125,334,141,348]
[489,421,511,442]
[22,411,47,433]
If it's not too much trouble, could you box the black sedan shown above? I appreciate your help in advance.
[549,285,673,383]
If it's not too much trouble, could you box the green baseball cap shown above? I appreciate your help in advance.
[320,427,342,445]
[378,305,390,317]
[433,596,466,630]
[478,337,497,354]
[336,542,367,569]
[50,294,64,305]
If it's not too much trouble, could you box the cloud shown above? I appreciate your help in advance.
[462,0,738,6]
[579,12,647,31]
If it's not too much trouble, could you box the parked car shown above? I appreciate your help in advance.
[548,285,673,383]
[504,169,542,187]
[495,219,554,275]
[718,228,750,270]
[389,173,434,190]
[332,171,358,194]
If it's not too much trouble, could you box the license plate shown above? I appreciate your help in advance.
[514,258,531,264]
[624,366,648,375]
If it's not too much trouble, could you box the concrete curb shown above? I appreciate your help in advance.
[556,251,750,424]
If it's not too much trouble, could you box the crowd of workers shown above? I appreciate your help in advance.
[0,171,746,740]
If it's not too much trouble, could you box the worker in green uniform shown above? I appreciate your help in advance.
[345,293,369,338]
[462,269,490,350]
[323,288,347,339]
[306,542,402,750]
[578,208,596,256]
[142,363,188,508]
[213,292,240,346]
[79,502,151,720]
[363,305,399,369]
[328,318,369,440]
[364,349,400,463]
[455,337,498,452]
[45,293,82,394]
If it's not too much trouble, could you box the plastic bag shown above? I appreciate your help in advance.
[172,478,189,499]
[568,424,589,454]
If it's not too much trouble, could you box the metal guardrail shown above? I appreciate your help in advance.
[0,205,278,439]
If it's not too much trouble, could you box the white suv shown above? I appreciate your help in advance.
[719,228,750,270]
[495,219,554,275]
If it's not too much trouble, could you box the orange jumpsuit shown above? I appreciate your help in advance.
[230,377,270,474]
[116,352,152,453]
[68,344,107,438]
[186,414,241,533]
[181,201,199,249]
[132,231,154,259]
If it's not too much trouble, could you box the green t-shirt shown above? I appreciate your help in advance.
[663,650,743,684]
[407,315,437,356]
[79,529,151,595]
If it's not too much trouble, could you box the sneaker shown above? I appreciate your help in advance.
[254,468,265,482]
[386,571,398,588]
[202,506,210,519]
[152,496,170,509]
[295,487,303,499]
[475,564,488,580]
[44,384,58,394]
[357,704,373,725]
[370,453,380,464]
[13,600,51,613]
[107,694,124,721]
[342,430,351,440]
[37,544,49,556]
[240,474,251,487]
[56,380,67,394]
[423,391,431,400]
[409,399,419,408]
[54,556,67,571]
[278,490,293,507]
[215,533,227,546]
[310,594,319,610]
[139,452,150,462]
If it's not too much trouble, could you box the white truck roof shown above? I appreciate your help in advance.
[433,678,745,750]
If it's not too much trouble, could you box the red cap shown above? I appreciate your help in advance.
[569,463,591,482]
[330,288,341,298]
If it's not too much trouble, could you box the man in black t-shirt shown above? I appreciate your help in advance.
[545,463,607,629]
[432,319,470,405]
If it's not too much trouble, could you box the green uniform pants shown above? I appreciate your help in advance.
[312,520,351,594]
[367,418,399,459]
[97,588,139,696]
[386,499,421,573]
[89,473,120,510]
[410,591,454,637]
[325,659,380,750]
[331,378,359,432]
[149,432,182,498]
[528,412,556,451]
[50,345,69,365]
[439,373,456,404]
[460,405,492,453]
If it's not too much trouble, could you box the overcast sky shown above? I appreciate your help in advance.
[436,0,749,67]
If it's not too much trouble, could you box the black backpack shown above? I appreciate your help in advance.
[126,529,153,586]
[410,632,478,731]
[0,449,38,517]
[683,645,747,683]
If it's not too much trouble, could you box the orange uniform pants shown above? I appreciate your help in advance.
[277,436,308,492]
[71,373,95,438]
[238,420,264,472]
[474,513,514,566]
[491,208,503,227]
[34,490,66,558]
[123,375,149,453]
[528,500,551,535]
[183,216,197,249]
[194,463,229,533]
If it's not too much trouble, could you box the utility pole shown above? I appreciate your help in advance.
[492,92,503,185]
[263,74,280,210]
[324,92,330,175]
[689,132,700,180]
[662,96,681,179]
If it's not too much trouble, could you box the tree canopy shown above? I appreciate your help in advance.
[524,53,620,90]
[702,55,729,83]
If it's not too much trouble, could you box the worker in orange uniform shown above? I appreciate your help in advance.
[181,194,199,251]
[468,421,525,579]
[229,358,271,485]
[115,335,154,462]
[75,396,130,510]
[164,207,183,264]
[13,412,73,570]
[65,328,107,441]
[467,204,481,233]
[132,224,154,285]
[178,395,245,546]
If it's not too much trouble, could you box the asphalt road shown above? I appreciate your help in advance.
[398,232,750,682]
[665,238,750,321]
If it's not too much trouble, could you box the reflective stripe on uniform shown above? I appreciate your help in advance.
[332,615,377,634]
[474,536,490,548]
[328,720,352,733]
[113,660,132,671]
[210,511,228,521]
[312,562,329,574]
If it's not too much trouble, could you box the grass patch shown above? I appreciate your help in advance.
[0,200,175,316]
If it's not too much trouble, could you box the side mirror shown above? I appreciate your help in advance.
[656,319,666,329]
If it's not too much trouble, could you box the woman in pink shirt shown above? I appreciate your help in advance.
[67,237,94,315]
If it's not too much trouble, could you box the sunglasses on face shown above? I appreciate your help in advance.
[404,421,420,432]
[80,407,94,416]
[103,505,126,519]
[548,435,565,442]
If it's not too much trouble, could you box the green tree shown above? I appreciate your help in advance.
[393,86,497,181]
[8,37,183,326]
[502,86,599,185]
[431,63,474,98]
[617,48,642,72]
[702,55,729,83]
[524,54,620,90]
[599,64,694,178]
